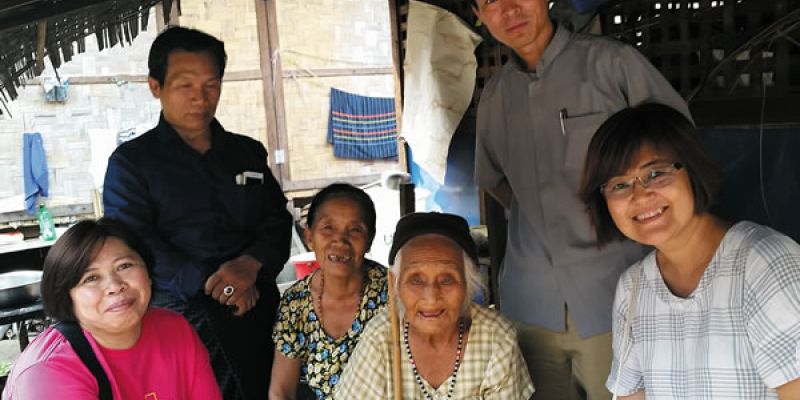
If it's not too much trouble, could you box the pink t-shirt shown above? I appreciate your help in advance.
[2,307,222,400]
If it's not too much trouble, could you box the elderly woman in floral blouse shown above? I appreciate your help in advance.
[334,212,534,399]
[269,184,388,400]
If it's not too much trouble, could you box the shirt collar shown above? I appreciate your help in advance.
[155,113,227,152]
[508,22,571,74]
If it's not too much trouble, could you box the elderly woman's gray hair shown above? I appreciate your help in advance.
[391,245,485,318]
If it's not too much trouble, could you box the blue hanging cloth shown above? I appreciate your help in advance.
[327,88,398,160]
[23,132,49,215]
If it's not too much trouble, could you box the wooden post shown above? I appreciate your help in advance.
[483,190,506,306]
[388,0,406,171]
[255,0,290,185]
[399,182,415,216]
[35,21,47,76]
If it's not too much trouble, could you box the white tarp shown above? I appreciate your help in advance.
[401,1,482,184]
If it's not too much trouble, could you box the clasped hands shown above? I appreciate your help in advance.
[204,255,262,317]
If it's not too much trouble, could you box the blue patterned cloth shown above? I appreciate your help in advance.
[327,88,397,160]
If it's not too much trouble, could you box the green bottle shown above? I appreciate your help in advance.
[37,204,57,241]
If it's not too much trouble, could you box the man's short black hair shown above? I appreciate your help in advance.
[148,26,227,86]
[41,218,154,322]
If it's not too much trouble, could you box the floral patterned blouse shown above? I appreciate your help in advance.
[272,259,388,399]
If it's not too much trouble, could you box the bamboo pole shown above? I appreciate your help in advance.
[388,271,403,400]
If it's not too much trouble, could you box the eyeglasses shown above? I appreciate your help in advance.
[600,162,683,200]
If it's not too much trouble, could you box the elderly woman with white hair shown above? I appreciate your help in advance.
[333,212,534,399]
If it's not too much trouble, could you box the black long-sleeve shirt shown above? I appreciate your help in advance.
[103,115,292,300]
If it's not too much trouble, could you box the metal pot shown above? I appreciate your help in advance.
[0,271,42,309]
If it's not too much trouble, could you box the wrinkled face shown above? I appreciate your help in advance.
[397,235,466,336]
[473,0,551,53]
[305,197,369,278]
[70,238,151,345]
[605,144,696,248]
[148,50,222,139]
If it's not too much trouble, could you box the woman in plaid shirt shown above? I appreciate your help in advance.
[334,212,534,399]
[579,103,800,399]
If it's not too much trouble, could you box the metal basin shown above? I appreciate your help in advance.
[0,271,42,309]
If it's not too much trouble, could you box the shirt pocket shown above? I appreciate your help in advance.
[562,112,609,172]
[225,183,268,228]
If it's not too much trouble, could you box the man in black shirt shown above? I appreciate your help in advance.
[103,26,292,400]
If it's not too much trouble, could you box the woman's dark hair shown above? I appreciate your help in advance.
[306,183,377,249]
[41,218,154,322]
[148,26,227,86]
[578,103,721,247]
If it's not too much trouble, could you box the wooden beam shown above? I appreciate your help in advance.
[255,0,290,185]
[483,191,506,306]
[34,20,46,75]
[154,0,180,32]
[267,0,290,183]
[24,67,393,86]
[388,0,407,172]
[282,66,393,78]
[399,183,415,216]
[282,174,382,192]
[0,203,94,224]
[0,0,39,12]
[25,74,148,85]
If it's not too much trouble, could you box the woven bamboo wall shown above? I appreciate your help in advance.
[179,0,268,144]
[283,75,396,181]
[276,0,398,183]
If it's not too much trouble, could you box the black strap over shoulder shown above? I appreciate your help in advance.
[54,321,113,400]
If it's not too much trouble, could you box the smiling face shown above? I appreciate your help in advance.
[605,144,698,249]
[397,234,466,336]
[304,197,369,279]
[70,237,151,348]
[148,50,222,140]
[473,0,551,53]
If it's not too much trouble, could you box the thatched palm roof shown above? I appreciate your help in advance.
[0,0,179,107]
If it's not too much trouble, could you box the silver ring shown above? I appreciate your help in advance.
[223,285,235,296]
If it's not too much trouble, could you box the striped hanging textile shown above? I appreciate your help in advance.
[327,87,398,160]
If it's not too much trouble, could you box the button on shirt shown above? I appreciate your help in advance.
[474,24,691,338]
[103,116,292,300]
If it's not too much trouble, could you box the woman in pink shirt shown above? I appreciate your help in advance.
[2,218,222,400]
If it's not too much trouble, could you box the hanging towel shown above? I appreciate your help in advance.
[327,88,398,160]
[23,132,49,215]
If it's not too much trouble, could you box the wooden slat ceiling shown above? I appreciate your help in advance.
[0,0,179,104]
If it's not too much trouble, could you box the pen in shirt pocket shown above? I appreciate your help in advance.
[559,108,568,136]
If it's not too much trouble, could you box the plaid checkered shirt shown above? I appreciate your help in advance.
[333,304,534,399]
[608,221,800,399]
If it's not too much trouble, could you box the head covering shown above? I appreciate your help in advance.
[388,212,478,265]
